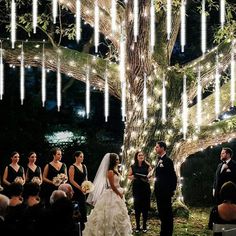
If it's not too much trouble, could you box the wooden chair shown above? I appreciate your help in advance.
[213,224,236,235]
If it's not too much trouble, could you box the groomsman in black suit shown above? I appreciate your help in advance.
[213,147,236,204]
[154,141,177,236]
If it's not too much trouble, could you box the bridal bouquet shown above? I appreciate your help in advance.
[53,173,68,186]
[14,176,24,185]
[81,180,94,194]
[31,176,42,185]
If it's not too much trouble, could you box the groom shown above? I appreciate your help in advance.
[154,141,177,236]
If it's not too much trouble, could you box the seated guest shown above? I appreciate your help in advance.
[0,194,10,230]
[58,183,74,200]
[208,181,236,230]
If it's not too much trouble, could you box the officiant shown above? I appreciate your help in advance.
[128,150,152,233]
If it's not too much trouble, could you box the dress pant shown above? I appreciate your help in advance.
[156,194,173,236]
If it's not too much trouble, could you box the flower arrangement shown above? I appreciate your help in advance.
[52,173,68,186]
[81,180,95,194]
[31,176,42,185]
[14,176,24,185]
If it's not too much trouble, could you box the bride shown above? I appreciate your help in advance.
[83,153,132,236]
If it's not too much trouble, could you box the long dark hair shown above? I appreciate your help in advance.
[134,151,149,168]
[108,153,119,175]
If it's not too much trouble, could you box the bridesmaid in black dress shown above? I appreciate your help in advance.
[2,151,25,197]
[42,147,68,207]
[69,151,88,230]
[25,152,42,184]
[128,150,152,233]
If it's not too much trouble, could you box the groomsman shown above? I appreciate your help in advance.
[154,141,177,236]
[213,147,236,204]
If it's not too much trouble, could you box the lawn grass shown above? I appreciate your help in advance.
[130,207,212,235]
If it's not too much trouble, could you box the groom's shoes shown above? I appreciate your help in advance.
[135,228,140,233]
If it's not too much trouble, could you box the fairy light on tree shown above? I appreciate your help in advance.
[57,56,61,112]
[11,0,16,49]
[111,0,117,34]
[180,0,186,52]
[104,69,109,122]
[94,0,99,53]
[86,64,90,119]
[182,74,188,139]
[143,73,147,122]
[201,0,206,55]
[150,0,155,53]
[133,0,139,42]
[162,76,167,124]
[231,40,236,107]
[220,0,225,28]
[196,65,202,131]
[53,0,58,24]
[166,0,172,40]
[215,55,220,119]
[32,0,38,33]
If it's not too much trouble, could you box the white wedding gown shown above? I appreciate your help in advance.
[83,174,132,236]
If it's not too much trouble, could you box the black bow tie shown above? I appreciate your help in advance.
[222,161,227,164]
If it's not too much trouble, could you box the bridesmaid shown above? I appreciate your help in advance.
[2,151,25,197]
[25,151,42,185]
[42,147,67,207]
[69,150,88,230]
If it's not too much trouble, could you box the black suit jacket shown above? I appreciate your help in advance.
[154,154,177,197]
[213,159,236,202]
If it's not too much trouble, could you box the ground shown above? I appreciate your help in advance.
[130,207,212,236]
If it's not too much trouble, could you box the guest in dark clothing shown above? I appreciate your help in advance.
[213,147,236,204]
[0,194,10,232]
[128,150,152,233]
[154,141,177,236]
[69,151,88,231]
[209,181,236,232]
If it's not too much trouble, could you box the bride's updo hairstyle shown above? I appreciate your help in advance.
[108,153,119,175]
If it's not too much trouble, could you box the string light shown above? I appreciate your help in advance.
[143,73,147,122]
[231,40,236,107]
[150,0,155,53]
[196,65,202,131]
[215,55,220,119]
[180,0,186,52]
[220,0,225,28]
[111,0,117,34]
[133,0,139,42]
[41,44,46,107]
[162,75,167,123]
[76,0,81,42]
[104,69,109,122]
[20,43,25,105]
[94,0,99,53]
[0,42,4,100]
[33,0,38,33]
[53,0,58,24]
[166,0,172,40]
[57,56,61,111]
[86,64,90,118]
[201,0,206,55]
[11,0,16,49]
[182,74,188,139]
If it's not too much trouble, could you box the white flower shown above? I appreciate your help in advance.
[14,176,24,185]
[81,180,95,193]
[31,176,41,185]
[158,159,164,167]
[53,173,68,186]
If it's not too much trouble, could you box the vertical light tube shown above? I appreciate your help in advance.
[104,70,109,122]
[167,0,172,40]
[111,0,117,34]
[180,0,186,52]
[33,0,38,33]
[162,76,166,124]
[133,0,139,42]
[0,43,4,100]
[53,0,57,24]
[220,0,225,28]
[57,56,61,112]
[94,0,99,53]
[143,73,147,122]
[11,0,16,49]
[150,0,155,53]
[231,40,236,107]
[215,55,220,119]
[76,0,81,42]
[86,65,90,119]
[197,65,202,131]
[182,74,188,139]
[20,44,25,105]
[41,44,46,107]
[120,32,126,121]
[201,0,206,55]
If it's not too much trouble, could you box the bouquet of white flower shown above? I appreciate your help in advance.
[31,176,41,185]
[14,176,24,185]
[53,173,68,186]
[81,180,95,194]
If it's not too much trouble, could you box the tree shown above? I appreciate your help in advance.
[0,0,236,188]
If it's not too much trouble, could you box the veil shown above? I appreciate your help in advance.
[86,153,110,206]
